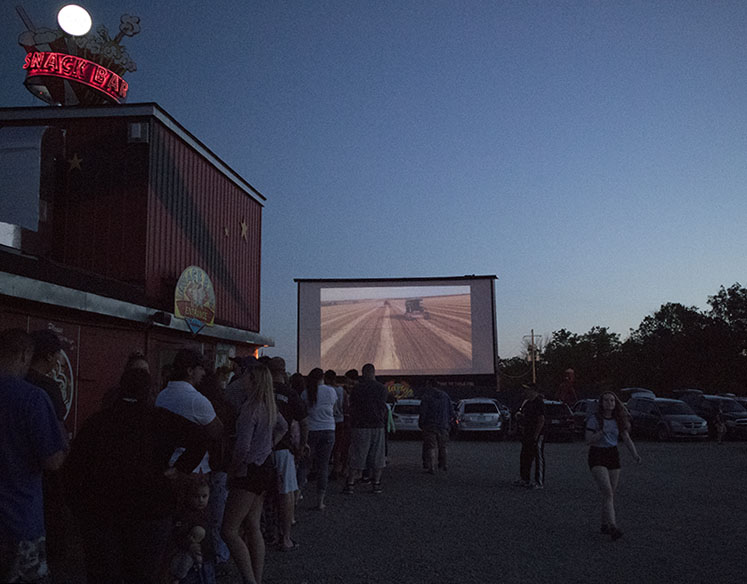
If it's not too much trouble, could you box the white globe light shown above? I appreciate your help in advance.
[57,5,92,36]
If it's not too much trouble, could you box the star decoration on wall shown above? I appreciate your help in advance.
[68,153,83,170]
[240,220,248,240]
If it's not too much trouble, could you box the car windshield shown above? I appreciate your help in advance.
[658,402,695,416]
[394,405,420,415]
[711,398,746,413]
[464,403,498,414]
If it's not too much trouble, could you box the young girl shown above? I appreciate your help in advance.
[220,365,287,584]
[169,475,214,584]
[585,391,641,541]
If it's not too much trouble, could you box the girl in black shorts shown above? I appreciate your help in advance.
[221,365,287,584]
[585,391,641,541]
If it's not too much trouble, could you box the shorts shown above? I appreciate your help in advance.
[588,446,620,470]
[349,427,386,470]
[229,456,275,495]
[272,449,298,494]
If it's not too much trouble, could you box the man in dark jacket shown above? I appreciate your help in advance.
[65,368,210,584]
[515,383,546,489]
[419,380,454,473]
[343,363,388,494]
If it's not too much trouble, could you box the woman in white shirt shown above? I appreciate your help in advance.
[300,368,338,510]
[585,391,641,541]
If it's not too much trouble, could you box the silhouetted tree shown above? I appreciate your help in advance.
[622,303,735,392]
[540,327,621,397]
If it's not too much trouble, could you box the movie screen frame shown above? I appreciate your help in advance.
[296,277,497,377]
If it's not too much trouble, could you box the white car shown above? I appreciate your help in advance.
[456,398,504,439]
[391,399,421,433]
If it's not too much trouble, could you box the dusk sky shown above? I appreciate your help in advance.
[2,1,746,367]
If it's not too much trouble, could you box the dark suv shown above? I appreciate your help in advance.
[627,397,708,441]
[684,395,747,440]
[543,400,575,441]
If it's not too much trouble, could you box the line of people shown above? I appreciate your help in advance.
[0,325,395,584]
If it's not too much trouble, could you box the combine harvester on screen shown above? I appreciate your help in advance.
[295,276,498,382]
[404,298,430,320]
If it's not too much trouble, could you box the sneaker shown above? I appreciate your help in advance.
[513,479,530,487]
[610,527,624,541]
[358,476,372,485]
[342,484,354,495]
[531,482,544,490]
[372,482,383,494]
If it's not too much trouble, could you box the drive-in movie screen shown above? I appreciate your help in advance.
[297,277,496,376]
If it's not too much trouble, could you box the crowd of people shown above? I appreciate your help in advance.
[0,327,393,584]
[0,326,645,584]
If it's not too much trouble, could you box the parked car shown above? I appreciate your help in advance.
[672,388,704,406]
[391,399,421,433]
[571,399,598,435]
[543,400,575,441]
[494,399,511,426]
[455,398,504,439]
[620,387,656,403]
[686,395,747,440]
[515,399,575,441]
[627,396,708,441]
[733,396,747,410]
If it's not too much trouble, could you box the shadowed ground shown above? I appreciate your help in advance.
[55,438,745,583]
[250,438,746,584]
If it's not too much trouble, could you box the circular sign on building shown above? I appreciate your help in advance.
[174,266,217,335]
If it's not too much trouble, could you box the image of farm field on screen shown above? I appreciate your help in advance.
[320,286,472,374]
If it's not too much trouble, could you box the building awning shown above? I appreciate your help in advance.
[0,270,274,347]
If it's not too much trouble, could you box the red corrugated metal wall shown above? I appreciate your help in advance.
[53,117,150,284]
[6,110,262,333]
[145,121,261,332]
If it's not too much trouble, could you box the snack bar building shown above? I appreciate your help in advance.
[0,103,273,434]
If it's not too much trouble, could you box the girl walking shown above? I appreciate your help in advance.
[585,391,641,541]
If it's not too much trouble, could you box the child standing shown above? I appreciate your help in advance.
[169,475,216,584]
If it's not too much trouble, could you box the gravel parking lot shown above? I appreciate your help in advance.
[248,438,746,584]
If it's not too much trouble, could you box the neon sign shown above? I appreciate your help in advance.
[23,51,128,103]
[16,10,140,107]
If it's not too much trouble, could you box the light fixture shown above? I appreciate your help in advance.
[57,5,92,36]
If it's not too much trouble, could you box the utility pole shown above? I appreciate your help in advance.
[523,329,542,384]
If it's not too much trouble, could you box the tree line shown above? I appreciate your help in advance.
[499,283,747,398]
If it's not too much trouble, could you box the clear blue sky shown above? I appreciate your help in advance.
[3,1,747,366]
